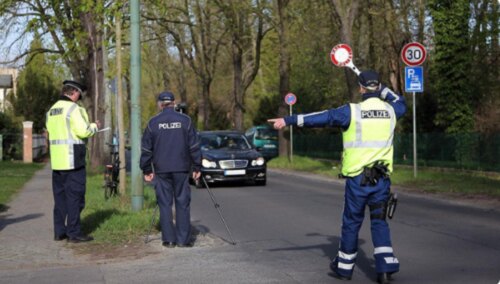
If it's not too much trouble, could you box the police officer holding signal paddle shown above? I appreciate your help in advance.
[140,91,201,248]
[268,71,406,284]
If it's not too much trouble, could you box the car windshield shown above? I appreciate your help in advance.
[200,134,251,150]
[255,128,278,140]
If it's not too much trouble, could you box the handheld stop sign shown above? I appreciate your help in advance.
[330,44,361,75]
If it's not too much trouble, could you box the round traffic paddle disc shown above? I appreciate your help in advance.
[330,44,353,67]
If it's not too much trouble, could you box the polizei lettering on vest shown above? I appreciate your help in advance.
[361,110,390,119]
[158,122,182,129]
[50,108,63,116]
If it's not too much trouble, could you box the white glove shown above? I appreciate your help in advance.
[380,85,396,101]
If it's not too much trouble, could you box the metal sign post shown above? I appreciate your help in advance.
[284,93,297,163]
[402,42,426,178]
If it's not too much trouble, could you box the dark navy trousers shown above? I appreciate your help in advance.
[153,172,191,245]
[332,174,399,277]
[52,167,86,238]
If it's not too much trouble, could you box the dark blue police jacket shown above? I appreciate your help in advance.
[140,107,201,175]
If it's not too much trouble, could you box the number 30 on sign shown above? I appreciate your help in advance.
[401,42,426,66]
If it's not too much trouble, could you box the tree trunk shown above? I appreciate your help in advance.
[331,0,360,101]
[80,11,107,169]
[116,11,127,195]
[198,78,212,130]
[232,38,245,130]
[277,0,291,159]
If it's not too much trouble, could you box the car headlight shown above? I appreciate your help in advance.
[202,159,217,168]
[251,157,265,166]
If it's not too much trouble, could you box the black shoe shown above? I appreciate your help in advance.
[329,271,352,281]
[68,235,94,243]
[162,241,176,248]
[177,242,194,248]
[377,273,393,284]
[54,233,68,241]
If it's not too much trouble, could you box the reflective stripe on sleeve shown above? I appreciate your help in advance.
[66,104,78,169]
[297,115,304,127]
[297,111,327,127]
[49,139,85,145]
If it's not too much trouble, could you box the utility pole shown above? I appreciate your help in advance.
[130,0,143,211]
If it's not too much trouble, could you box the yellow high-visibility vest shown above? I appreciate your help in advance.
[46,99,97,170]
[341,98,396,177]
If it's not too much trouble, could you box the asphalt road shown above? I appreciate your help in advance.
[190,169,500,284]
[1,167,499,284]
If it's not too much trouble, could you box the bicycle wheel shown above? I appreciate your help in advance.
[104,165,113,199]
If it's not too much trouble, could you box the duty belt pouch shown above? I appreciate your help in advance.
[360,161,389,186]
[360,167,379,186]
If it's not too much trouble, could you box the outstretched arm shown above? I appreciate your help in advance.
[268,105,351,130]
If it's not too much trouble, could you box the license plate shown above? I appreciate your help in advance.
[263,144,276,148]
[224,169,246,176]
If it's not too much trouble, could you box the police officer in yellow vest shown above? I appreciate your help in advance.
[268,70,406,284]
[46,80,100,243]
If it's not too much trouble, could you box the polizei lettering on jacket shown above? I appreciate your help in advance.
[158,122,182,129]
[49,108,63,116]
[361,110,390,119]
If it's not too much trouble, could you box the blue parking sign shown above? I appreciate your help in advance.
[405,66,424,93]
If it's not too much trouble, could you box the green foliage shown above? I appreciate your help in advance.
[0,112,22,160]
[3,0,499,136]
[428,0,474,133]
[11,37,60,132]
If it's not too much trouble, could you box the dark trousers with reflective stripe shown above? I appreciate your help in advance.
[52,167,86,238]
[153,172,191,245]
[333,174,399,276]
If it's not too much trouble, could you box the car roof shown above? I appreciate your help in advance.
[199,130,245,136]
[248,125,274,130]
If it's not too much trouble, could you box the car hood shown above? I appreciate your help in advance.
[202,149,261,160]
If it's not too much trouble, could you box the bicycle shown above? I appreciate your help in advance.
[103,143,120,199]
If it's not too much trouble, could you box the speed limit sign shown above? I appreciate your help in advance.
[401,42,426,66]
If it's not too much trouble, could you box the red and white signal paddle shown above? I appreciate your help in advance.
[330,43,361,76]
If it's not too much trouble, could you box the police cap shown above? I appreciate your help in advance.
[157,91,175,102]
[63,80,87,93]
[358,70,380,90]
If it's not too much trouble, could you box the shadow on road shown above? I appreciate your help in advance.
[0,213,44,231]
[267,232,376,280]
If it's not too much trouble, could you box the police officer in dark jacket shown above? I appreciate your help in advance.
[140,91,202,248]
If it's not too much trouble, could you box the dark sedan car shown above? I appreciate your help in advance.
[196,131,267,186]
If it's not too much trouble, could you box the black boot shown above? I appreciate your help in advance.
[329,260,352,280]
[377,272,393,284]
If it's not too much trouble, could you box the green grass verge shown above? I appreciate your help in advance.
[82,174,159,245]
[0,161,44,212]
[268,155,500,197]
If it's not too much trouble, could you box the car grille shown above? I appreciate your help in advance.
[219,160,248,169]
